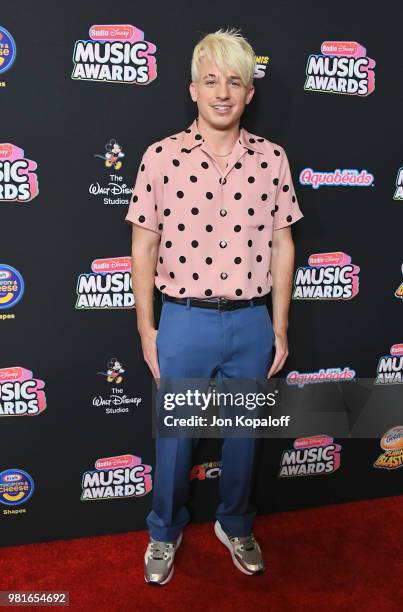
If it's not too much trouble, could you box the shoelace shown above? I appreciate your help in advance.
[149,539,173,560]
[229,533,257,551]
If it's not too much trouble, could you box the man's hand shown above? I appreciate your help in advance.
[267,330,289,378]
[139,326,160,383]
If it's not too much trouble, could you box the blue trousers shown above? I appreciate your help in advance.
[146,295,275,541]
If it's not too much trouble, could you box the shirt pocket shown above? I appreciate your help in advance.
[242,183,275,229]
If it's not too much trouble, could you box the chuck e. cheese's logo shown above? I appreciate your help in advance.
[190,461,222,480]
[0,367,47,416]
[305,41,375,96]
[293,252,360,300]
[373,426,403,470]
[279,435,342,478]
[0,144,39,203]
[76,257,134,310]
[81,454,152,500]
[72,24,157,85]
[375,344,403,385]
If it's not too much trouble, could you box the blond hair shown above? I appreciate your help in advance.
[191,27,256,87]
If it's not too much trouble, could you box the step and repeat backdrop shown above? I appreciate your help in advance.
[1,1,402,546]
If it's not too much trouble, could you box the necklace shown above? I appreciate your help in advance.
[211,151,232,157]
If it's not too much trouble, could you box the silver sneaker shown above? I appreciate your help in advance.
[144,532,183,585]
[214,520,265,575]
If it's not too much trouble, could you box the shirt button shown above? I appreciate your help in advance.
[219,177,227,185]
[220,209,227,217]
[221,272,228,279]
[219,241,227,248]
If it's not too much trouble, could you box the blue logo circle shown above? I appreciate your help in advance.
[0,264,24,309]
[0,27,17,75]
[0,469,35,506]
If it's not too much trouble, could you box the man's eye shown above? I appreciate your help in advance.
[230,81,241,86]
[206,80,216,85]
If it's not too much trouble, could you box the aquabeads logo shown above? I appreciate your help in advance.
[190,461,222,480]
[305,41,375,96]
[0,469,34,507]
[0,26,17,80]
[0,367,46,416]
[254,55,269,79]
[373,427,403,470]
[299,167,374,189]
[0,264,24,311]
[375,344,403,385]
[395,264,403,300]
[72,24,157,85]
[0,144,39,203]
[279,435,342,477]
[293,252,360,300]
[76,257,134,309]
[81,454,152,500]
[287,367,356,387]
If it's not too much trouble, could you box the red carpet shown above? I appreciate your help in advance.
[1,496,402,612]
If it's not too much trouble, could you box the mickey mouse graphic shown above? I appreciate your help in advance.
[94,139,125,170]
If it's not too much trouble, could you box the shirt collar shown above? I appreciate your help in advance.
[181,118,265,154]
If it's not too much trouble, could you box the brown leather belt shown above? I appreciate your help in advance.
[163,294,268,311]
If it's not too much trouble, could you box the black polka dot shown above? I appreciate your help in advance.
[195,134,202,140]
[248,240,253,247]
[248,208,254,215]
[169,272,175,278]
[269,240,272,248]
[179,256,186,263]
[132,195,138,202]
[146,184,151,192]
[140,164,145,172]
[190,175,198,182]
[155,204,157,210]
[160,285,166,290]
[177,190,184,198]
[191,240,199,248]
[181,148,191,154]
[201,161,209,169]
[206,192,213,199]
[164,176,169,184]
[287,215,293,222]
[292,195,296,202]
[234,192,242,200]
[158,223,163,230]
[172,159,180,166]
[235,162,242,169]
[163,208,171,216]
[234,257,242,264]
[178,223,185,231]
[261,193,268,201]
[274,149,281,156]
[257,138,264,142]
[234,225,241,232]
[247,272,252,279]
[235,288,243,296]
[282,185,289,192]
[179,288,186,294]
[261,162,268,169]
[258,225,264,231]
[205,257,212,265]
[248,176,255,183]
[256,255,262,262]
[138,215,145,223]
[193,273,199,280]
[206,225,213,232]
[271,209,275,217]
[205,289,212,296]
[159,256,163,264]
[165,241,172,248]
[155,146,162,153]
[257,286,262,294]
[247,150,254,156]
[191,207,199,215]
[274,205,279,212]
[273,178,279,185]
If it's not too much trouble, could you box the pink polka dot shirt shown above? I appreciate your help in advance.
[125,118,304,300]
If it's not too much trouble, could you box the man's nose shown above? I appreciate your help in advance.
[216,82,230,98]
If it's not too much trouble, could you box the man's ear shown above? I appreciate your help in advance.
[189,81,197,102]
[246,84,255,105]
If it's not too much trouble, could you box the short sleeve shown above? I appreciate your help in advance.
[124,145,162,235]
[273,146,304,230]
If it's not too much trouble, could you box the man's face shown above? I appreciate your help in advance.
[189,56,255,130]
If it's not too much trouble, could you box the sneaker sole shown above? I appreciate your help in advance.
[214,520,263,576]
[144,531,183,586]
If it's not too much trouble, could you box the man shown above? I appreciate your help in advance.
[124,27,303,585]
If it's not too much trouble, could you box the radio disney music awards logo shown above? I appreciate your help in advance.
[293,252,360,300]
[254,54,269,79]
[0,26,17,86]
[81,454,152,500]
[393,167,403,201]
[279,435,342,478]
[94,357,142,414]
[90,138,134,206]
[0,143,39,203]
[286,366,356,387]
[375,343,403,385]
[0,264,24,316]
[299,167,374,189]
[0,366,47,416]
[0,469,34,508]
[304,41,375,96]
[72,24,157,85]
[395,264,403,300]
[373,427,403,471]
[76,256,134,309]
[190,460,222,480]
